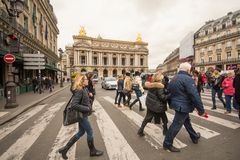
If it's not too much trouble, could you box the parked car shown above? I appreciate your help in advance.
[92,74,98,83]
[101,77,117,90]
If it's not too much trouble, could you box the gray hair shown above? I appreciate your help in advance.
[179,62,191,72]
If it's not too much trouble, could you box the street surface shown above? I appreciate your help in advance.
[0,83,239,160]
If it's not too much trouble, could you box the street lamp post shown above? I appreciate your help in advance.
[2,0,24,108]
[58,48,63,88]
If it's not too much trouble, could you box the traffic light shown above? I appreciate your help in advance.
[4,34,19,53]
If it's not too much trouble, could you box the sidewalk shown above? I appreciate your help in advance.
[0,83,70,126]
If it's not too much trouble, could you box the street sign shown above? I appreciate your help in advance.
[24,62,45,66]
[23,53,45,70]
[23,53,45,58]
[4,54,15,63]
[24,66,45,70]
[23,58,45,62]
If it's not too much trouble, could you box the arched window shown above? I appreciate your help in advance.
[112,69,117,77]
[103,69,108,77]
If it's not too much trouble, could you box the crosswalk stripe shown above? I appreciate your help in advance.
[140,95,239,129]
[0,102,65,160]
[136,95,220,139]
[166,113,220,139]
[48,124,78,160]
[103,96,187,149]
[94,100,140,160]
[190,111,240,129]
[0,112,8,118]
[200,102,239,118]
[0,105,46,141]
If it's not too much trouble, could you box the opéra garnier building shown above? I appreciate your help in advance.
[65,27,149,78]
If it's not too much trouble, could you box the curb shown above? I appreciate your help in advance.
[0,85,70,126]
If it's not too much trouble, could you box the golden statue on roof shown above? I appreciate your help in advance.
[136,33,142,42]
[79,26,87,36]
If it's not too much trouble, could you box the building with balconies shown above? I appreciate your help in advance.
[194,10,240,72]
[0,0,59,95]
[160,48,180,76]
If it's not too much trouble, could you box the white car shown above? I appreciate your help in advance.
[101,77,117,90]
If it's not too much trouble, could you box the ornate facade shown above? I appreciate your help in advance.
[0,0,59,95]
[65,27,149,78]
[194,10,240,71]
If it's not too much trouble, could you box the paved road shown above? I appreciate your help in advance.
[0,83,239,160]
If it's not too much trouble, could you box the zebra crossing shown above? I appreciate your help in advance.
[0,91,239,160]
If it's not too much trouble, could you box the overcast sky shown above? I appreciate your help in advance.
[51,0,240,69]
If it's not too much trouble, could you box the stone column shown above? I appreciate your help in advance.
[77,50,80,66]
[89,51,92,66]
[135,54,138,67]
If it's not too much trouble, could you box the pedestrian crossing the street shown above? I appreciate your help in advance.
[0,91,239,160]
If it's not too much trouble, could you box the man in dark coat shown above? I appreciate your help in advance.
[163,62,205,152]
[233,68,240,119]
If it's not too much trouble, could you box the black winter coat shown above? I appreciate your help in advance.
[145,82,168,113]
[233,74,240,105]
[71,88,92,117]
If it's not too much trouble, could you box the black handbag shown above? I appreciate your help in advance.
[63,95,83,126]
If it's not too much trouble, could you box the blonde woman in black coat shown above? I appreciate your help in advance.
[137,73,169,136]
[58,73,103,159]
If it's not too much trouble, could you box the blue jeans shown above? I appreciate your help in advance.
[163,111,198,148]
[75,116,93,141]
[225,95,239,112]
[211,88,225,107]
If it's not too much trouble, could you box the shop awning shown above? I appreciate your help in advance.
[0,49,23,61]
[45,64,63,72]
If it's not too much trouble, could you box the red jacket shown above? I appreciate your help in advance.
[222,77,235,96]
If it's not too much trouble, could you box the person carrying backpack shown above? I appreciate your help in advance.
[129,71,145,111]
[210,68,226,110]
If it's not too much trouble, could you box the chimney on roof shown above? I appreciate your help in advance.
[205,20,214,25]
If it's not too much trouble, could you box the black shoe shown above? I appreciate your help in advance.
[87,139,104,157]
[58,147,68,159]
[192,132,201,144]
[211,106,216,110]
[137,130,145,137]
[163,146,180,152]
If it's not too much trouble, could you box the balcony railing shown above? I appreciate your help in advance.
[194,31,240,47]
[225,46,232,51]
[195,57,240,66]
[0,9,58,60]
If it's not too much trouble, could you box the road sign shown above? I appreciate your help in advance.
[23,53,45,70]
[4,54,15,63]
[24,66,45,70]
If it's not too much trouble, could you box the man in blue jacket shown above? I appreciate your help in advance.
[163,62,205,152]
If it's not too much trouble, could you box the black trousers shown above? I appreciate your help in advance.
[139,109,168,132]
[125,91,132,106]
